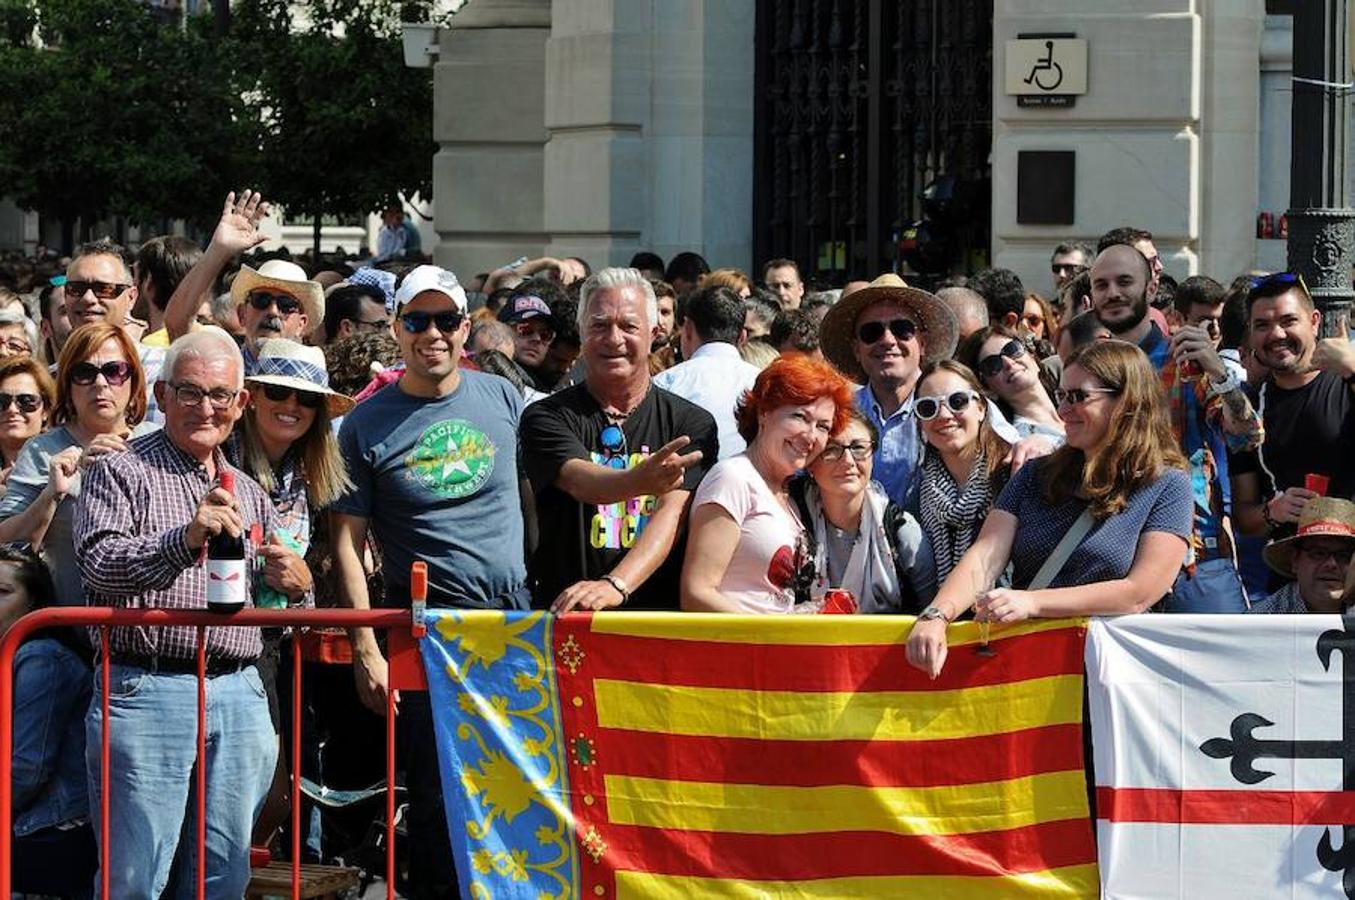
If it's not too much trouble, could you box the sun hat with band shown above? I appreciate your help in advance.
[230,259,325,326]
[1262,496,1355,579]
[246,338,354,417]
[818,273,958,384]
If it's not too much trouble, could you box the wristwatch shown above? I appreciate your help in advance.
[918,605,948,622]
[600,574,629,604]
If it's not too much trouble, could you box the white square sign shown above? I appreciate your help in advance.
[1005,37,1088,97]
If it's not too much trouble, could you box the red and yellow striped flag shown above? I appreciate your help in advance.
[553,614,1097,898]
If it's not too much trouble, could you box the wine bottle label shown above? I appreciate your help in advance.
[206,558,247,608]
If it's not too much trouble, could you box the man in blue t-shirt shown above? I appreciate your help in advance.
[332,263,528,899]
[1090,243,1263,612]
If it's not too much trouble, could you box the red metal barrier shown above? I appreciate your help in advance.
[0,606,427,899]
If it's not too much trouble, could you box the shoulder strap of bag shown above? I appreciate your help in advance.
[1026,508,1095,591]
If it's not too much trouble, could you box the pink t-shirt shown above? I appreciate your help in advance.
[691,455,803,614]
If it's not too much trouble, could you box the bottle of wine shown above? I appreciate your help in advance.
[206,469,247,613]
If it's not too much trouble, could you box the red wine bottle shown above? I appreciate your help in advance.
[206,470,247,613]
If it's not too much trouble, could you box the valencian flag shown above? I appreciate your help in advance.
[419,611,1098,898]
[1089,616,1355,898]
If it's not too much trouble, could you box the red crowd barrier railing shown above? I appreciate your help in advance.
[0,606,428,900]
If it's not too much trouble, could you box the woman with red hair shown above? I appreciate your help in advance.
[681,355,853,613]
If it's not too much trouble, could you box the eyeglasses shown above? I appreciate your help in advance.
[513,321,556,343]
[352,317,389,331]
[976,339,1026,379]
[0,392,43,414]
[914,390,979,420]
[857,318,920,344]
[1298,544,1354,566]
[166,381,238,410]
[0,339,30,356]
[247,292,303,315]
[400,310,465,334]
[599,424,629,470]
[261,383,323,409]
[1051,263,1080,275]
[65,280,131,301]
[1022,313,1045,330]
[1054,387,1119,406]
[71,360,133,386]
[818,441,874,463]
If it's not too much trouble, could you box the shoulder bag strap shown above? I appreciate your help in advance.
[1026,508,1096,591]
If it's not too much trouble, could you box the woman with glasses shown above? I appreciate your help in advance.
[793,409,937,612]
[1022,292,1059,345]
[914,360,1013,586]
[906,341,1192,677]
[682,355,853,613]
[0,355,54,488]
[961,325,1064,441]
[0,324,144,609]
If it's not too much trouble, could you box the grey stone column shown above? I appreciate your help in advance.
[431,0,551,279]
[1286,0,1355,333]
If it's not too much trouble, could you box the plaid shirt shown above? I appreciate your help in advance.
[73,429,283,661]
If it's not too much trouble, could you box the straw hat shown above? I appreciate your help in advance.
[818,274,958,384]
[245,338,354,417]
[230,259,325,326]
[1263,496,1355,578]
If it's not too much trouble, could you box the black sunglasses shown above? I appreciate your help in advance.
[261,383,323,409]
[248,292,303,315]
[914,390,978,420]
[857,318,921,344]
[976,339,1026,379]
[70,360,133,386]
[64,280,130,300]
[1246,271,1307,300]
[0,392,43,414]
[401,310,465,334]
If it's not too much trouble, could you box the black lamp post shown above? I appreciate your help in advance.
[1286,0,1355,334]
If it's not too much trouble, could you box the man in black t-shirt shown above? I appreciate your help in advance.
[521,267,718,611]
[1230,273,1355,539]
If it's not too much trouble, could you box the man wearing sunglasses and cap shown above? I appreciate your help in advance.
[331,263,529,899]
[819,274,1036,508]
[1248,497,1355,614]
[162,191,324,373]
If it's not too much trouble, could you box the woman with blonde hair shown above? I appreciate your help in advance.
[906,340,1192,677]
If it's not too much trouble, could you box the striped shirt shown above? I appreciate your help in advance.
[73,428,283,661]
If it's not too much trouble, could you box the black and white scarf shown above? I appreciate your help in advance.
[919,448,994,584]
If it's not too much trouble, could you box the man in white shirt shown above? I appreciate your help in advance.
[654,284,760,458]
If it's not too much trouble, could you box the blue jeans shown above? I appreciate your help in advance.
[86,663,277,899]
[1162,557,1250,613]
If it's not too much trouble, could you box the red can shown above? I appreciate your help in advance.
[1257,212,1274,239]
[1278,214,1289,240]
[820,589,858,615]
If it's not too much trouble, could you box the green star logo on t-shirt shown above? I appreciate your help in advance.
[405,419,496,499]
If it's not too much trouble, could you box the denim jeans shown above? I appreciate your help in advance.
[1162,557,1250,613]
[85,663,278,899]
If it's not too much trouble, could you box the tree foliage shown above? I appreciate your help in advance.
[0,0,438,251]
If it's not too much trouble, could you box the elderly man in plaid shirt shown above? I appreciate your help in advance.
[73,326,312,899]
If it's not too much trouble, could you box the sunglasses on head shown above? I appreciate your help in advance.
[70,360,133,387]
[400,310,465,334]
[0,392,42,414]
[65,280,130,301]
[1246,271,1309,303]
[248,292,303,315]
[261,383,323,409]
[857,318,920,344]
[976,339,1026,379]
[914,390,979,420]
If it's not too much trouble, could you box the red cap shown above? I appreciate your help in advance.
[411,561,428,601]
[219,469,235,494]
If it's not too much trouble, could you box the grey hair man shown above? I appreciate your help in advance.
[935,286,990,340]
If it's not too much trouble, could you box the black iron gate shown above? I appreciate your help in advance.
[753,0,993,288]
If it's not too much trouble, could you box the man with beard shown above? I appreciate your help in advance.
[1089,245,1262,612]
[1230,273,1355,541]
[163,191,324,372]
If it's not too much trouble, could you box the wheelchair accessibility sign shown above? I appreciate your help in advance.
[1005,35,1087,107]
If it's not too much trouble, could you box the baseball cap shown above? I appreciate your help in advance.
[394,265,468,313]
[497,294,552,325]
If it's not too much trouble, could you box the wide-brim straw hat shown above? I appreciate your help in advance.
[818,274,958,384]
[230,259,326,327]
[245,338,355,417]
[1263,496,1355,578]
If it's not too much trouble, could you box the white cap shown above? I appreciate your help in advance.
[394,265,467,313]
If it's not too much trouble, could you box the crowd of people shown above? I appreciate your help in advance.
[6,191,1355,899]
